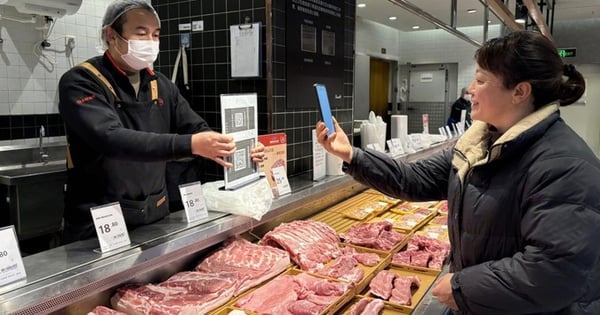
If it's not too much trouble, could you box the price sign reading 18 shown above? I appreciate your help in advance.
[0,226,26,287]
[178,181,208,222]
[90,202,131,253]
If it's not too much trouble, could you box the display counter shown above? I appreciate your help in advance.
[0,140,455,315]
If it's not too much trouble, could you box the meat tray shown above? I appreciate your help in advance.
[361,266,439,314]
[296,243,391,294]
[367,207,437,234]
[226,269,355,315]
[340,297,409,315]
[324,191,397,218]
[309,207,369,234]
[389,261,442,277]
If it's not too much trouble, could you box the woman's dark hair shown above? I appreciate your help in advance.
[475,31,585,108]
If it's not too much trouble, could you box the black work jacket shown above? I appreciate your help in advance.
[345,104,600,314]
[58,52,209,241]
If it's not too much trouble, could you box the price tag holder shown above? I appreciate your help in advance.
[0,226,26,287]
[408,134,423,150]
[272,165,291,196]
[179,181,209,222]
[91,202,131,253]
[390,138,405,155]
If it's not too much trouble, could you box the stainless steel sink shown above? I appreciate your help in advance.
[0,142,68,240]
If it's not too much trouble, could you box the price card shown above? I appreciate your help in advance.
[388,138,404,155]
[373,142,384,152]
[0,226,26,287]
[179,181,208,222]
[272,165,291,196]
[408,134,423,150]
[91,202,131,253]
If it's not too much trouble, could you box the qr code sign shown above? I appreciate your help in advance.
[234,148,247,171]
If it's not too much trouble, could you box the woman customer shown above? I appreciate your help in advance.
[316,30,600,314]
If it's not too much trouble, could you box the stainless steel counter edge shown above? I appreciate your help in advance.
[0,141,455,315]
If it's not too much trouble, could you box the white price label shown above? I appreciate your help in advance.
[0,226,26,287]
[390,138,405,155]
[272,165,291,196]
[179,181,208,222]
[91,202,131,253]
[409,134,423,150]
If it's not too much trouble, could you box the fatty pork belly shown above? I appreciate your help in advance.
[111,271,238,315]
[260,220,342,270]
[196,237,290,295]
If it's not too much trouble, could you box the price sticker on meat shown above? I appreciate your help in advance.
[91,202,131,253]
[0,226,26,286]
[179,181,208,222]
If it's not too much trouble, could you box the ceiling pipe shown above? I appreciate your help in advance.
[387,0,482,47]
[523,0,555,42]
[486,0,525,31]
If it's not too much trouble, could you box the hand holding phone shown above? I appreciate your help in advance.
[314,83,335,136]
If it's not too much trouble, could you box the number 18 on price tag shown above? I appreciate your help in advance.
[179,181,208,222]
[91,202,131,253]
[0,226,26,287]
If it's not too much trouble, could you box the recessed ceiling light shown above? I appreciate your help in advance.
[467,9,477,14]
[389,16,397,21]
[412,25,420,30]
[357,3,366,8]
[515,18,526,24]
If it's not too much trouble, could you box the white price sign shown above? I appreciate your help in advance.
[179,181,208,222]
[0,226,26,287]
[91,202,131,253]
[272,165,291,196]
[388,138,405,156]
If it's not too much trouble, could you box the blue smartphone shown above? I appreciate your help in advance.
[314,83,335,136]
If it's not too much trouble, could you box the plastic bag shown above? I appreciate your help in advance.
[202,178,273,220]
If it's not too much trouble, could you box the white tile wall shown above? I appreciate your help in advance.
[0,0,112,116]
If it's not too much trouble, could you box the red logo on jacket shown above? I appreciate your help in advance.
[76,95,96,105]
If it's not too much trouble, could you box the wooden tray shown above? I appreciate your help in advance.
[389,261,442,276]
[228,269,354,315]
[368,209,437,234]
[310,208,364,234]
[296,244,391,294]
[340,297,409,315]
[361,266,438,314]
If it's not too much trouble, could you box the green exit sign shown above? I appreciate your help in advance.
[558,48,577,58]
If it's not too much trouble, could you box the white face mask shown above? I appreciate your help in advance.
[464,94,472,102]
[116,34,160,70]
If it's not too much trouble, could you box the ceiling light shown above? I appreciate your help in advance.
[412,25,420,30]
[515,18,526,24]
[467,9,477,14]
[357,3,366,8]
[389,16,397,21]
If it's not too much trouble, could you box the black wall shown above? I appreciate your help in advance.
[152,0,356,181]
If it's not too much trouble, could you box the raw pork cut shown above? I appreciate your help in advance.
[196,238,290,295]
[111,272,238,315]
[260,220,342,270]
[368,270,396,299]
[87,306,126,315]
[340,221,406,250]
[235,272,349,314]
[389,275,420,305]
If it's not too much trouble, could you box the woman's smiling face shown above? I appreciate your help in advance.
[468,66,521,131]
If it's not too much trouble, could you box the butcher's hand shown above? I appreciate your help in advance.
[191,131,236,168]
[432,273,458,311]
[251,142,265,163]
[315,117,353,164]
